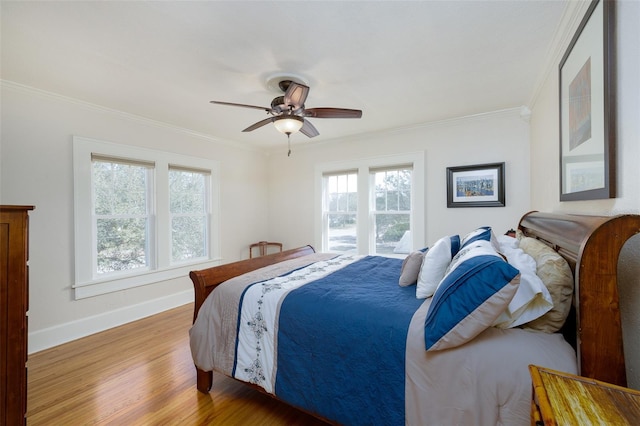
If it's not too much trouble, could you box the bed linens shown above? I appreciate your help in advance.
[189,253,337,373]
[233,254,362,392]
[190,252,578,426]
[275,256,424,425]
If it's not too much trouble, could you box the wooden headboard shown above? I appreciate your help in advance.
[518,211,640,387]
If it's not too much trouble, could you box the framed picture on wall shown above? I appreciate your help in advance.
[446,162,505,208]
[559,0,616,201]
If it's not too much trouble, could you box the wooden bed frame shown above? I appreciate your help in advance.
[189,211,640,394]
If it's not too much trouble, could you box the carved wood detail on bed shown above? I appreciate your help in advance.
[518,211,640,387]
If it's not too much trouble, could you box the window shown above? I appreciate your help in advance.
[93,156,154,275]
[316,153,424,256]
[169,166,209,263]
[73,137,220,299]
[323,171,358,253]
[371,166,412,255]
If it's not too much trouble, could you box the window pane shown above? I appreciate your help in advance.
[93,159,150,275]
[169,170,205,214]
[325,172,358,253]
[399,190,411,210]
[398,170,411,190]
[375,191,386,210]
[329,193,339,211]
[387,190,399,210]
[169,169,208,263]
[337,193,347,211]
[172,216,206,261]
[93,161,147,215]
[327,175,338,193]
[96,218,148,273]
[373,168,412,213]
[328,213,357,253]
[375,213,410,254]
[326,172,357,213]
[347,192,358,211]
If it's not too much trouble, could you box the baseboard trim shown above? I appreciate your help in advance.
[28,290,194,354]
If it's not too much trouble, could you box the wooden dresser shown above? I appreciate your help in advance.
[1,205,33,426]
[530,364,640,425]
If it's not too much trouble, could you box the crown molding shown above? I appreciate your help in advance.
[1,79,264,153]
[276,106,526,155]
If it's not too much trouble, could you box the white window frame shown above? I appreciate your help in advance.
[321,170,359,254]
[73,136,221,299]
[91,155,156,276]
[369,165,413,256]
[315,152,425,255]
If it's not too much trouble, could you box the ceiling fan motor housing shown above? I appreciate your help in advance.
[271,96,286,112]
[278,79,293,92]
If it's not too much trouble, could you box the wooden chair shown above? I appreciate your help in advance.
[249,241,283,258]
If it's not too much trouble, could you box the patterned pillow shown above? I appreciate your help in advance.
[424,240,520,351]
[416,235,460,299]
[398,250,425,286]
[460,226,492,248]
[461,226,502,254]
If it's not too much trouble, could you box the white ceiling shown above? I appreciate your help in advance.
[1,1,570,150]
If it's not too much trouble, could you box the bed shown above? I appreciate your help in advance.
[189,211,640,425]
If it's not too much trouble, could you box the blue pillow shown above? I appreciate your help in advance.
[424,240,520,351]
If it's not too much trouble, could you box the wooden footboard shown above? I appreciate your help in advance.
[189,245,316,392]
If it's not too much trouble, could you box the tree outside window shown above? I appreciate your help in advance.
[169,168,209,263]
[372,168,412,255]
[324,172,358,253]
[92,159,152,274]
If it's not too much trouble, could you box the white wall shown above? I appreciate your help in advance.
[0,83,270,352]
[267,108,532,251]
[529,0,640,388]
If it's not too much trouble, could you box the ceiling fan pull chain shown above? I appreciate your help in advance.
[287,133,292,157]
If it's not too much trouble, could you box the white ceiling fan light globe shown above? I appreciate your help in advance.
[273,115,304,134]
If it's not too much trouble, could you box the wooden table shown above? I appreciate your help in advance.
[529,365,640,425]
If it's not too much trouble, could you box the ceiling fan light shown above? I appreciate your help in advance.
[273,115,304,134]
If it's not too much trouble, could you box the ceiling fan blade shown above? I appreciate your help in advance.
[284,82,310,109]
[210,100,272,113]
[305,107,362,119]
[242,117,275,132]
[300,119,319,138]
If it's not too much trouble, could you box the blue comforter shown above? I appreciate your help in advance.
[275,256,424,425]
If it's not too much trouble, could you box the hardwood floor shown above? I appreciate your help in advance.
[27,303,330,425]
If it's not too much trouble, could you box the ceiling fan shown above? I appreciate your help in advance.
[210,80,362,142]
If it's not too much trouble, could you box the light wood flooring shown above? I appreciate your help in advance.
[27,303,330,425]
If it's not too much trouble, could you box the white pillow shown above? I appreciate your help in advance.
[491,244,553,328]
[497,234,519,251]
[416,235,460,299]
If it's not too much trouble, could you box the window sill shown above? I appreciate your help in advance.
[73,258,223,299]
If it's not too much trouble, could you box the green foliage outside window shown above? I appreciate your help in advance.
[374,169,411,253]
[93,161,148,274]
[169,170,207,262]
